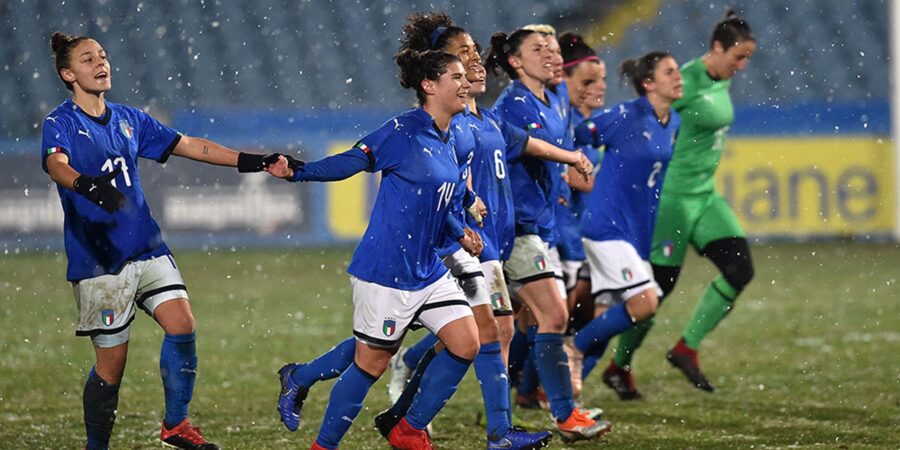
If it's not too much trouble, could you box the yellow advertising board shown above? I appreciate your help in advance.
[718,137,895,237]
[325,137,897,240]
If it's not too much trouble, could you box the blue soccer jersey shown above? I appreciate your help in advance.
[435,109,478,258]
[41,99,181,281]
[575,97,680,258]
[464,108,529,262]
[493,80,570,242]
[345,109,460,290]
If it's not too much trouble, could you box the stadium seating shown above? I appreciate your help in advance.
[0,0,887,137]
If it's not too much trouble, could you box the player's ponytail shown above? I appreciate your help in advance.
[619,51,671,96]
[396,48,460,105]
[711,9,754,51]
[485,29,537,80]
[560,32,599,75]
[50,31,91,91]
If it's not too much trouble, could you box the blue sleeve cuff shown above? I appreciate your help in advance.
[445,215,466,241]
[290,148,370,182]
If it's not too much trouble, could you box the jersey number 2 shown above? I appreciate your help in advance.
[102,157,132,188]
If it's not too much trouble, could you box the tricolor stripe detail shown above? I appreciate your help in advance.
[355,142,372,154]
[586,120,597,134]
[526,123,542,130]
[46,147,63,155]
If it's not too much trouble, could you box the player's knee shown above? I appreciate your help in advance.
[497,318,514,346]
[476,317,500,344]
[723,258,754,292]
[447,335,480,361]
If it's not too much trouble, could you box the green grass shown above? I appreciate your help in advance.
[1,243,898,449]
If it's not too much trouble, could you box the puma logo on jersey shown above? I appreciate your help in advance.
[393,118,404,130]
[422,147,433,157]
[46,116,58,123]
[469,123,479,131]
[77,129,91,139]
[514,96,527,103]
[454,124,463,133]
[643,131,652,140]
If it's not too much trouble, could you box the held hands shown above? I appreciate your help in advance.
[570,150,593,182]
[466,196,488,227]
[459,227,483,257]
[73,167,126,213]
[265,155,306,179]
[237,152,283,173]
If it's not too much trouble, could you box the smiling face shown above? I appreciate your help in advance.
[443,32,486,96]
[565,59,606,110]
[509,32,553,84]
[545,34,564,86]
[426,60,471,115]
[60,39,111,95]
[644,56,683,102]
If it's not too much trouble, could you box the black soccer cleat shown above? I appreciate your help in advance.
[374,409,402,441]
[601,362,644,400]
[666,350,714,392]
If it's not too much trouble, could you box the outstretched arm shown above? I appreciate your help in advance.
[173,135,279,172]
[524,138,593,182]
[267,148,371,182]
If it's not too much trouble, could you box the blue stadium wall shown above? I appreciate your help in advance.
[1,100,891,251]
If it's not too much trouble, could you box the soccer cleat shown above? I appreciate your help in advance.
[488,427,553,449]
[374,409,402,441]
[555,408,612,443]
[666,347,714,392]
[387,347,412,404]
[562,336,584,398]
[277,363,310,431]
[160,419,220,450]
[514,387,549,411]
[602,362,644,400]
[309,441,330,450]
[388,417,433,450]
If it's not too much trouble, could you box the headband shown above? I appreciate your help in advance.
[562,55,600,69]
[430,26,448,49]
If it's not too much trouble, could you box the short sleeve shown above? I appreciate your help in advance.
[132,107,181,163]
[357,119,410,173]
[574,106,623,149]
[493,99,556,144]
[40,116,72,173]
[498,115,529,161]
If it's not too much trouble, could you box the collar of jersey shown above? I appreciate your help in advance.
[68,99,112,126]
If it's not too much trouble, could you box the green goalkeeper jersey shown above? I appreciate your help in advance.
[665,57,734,195]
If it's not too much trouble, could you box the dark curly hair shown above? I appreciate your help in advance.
[400,12,467,52]
[396,48,461,105]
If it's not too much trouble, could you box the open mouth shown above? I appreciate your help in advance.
[94,71,109,81]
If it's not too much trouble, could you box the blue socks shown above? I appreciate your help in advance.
[403,333,439,370]
[507,326,530,387]
[292,337,355,388]
[83,367,119,450]
[160,332,197,429]
[473,341,511,440]
[387,347,437,418]
[316,363,377,448]
[574,302,634,355]
[406,350,473,430]
[533,333,575,422]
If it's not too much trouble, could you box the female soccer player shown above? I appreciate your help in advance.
[558,32,607,396]
[42,32,280,450]
[378,14,593,449]
[570,51,683,399]
[613,10,757,394]
[487,27,610,443]
[270,49,482,450]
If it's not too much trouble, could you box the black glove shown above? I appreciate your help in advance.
[73,168,126,213]
[282,154,306,172]
[237,152,282,173]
